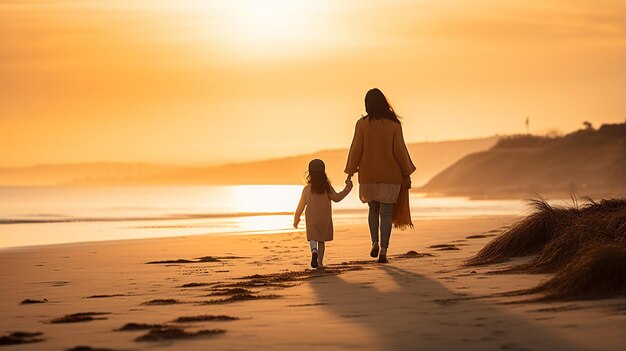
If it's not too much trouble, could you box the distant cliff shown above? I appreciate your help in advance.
[419,123,626,198]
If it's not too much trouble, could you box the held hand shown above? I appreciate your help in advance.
[403,175,412,189]
[345,179,353,189]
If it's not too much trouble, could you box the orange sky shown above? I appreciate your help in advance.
[1,0,625,167]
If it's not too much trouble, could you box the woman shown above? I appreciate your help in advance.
[345,88,416,263]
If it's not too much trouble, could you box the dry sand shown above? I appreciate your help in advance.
[1,216,624,350]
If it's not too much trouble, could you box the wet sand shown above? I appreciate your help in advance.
[0,216,624,350]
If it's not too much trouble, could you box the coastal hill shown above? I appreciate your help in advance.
[419,123,626,197]
[125,137,497,187]
[0,137,497,187]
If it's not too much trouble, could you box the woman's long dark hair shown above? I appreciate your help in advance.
[307,170,332,194]
[364,88,400,123]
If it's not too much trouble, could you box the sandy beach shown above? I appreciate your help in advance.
[1,215,624,351]
[2,0,624,349]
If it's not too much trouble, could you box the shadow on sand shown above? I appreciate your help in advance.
[309,265,584,351]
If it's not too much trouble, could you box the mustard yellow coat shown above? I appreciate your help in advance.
[345,117,416,184]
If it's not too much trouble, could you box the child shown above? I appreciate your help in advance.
[293,159,353,268]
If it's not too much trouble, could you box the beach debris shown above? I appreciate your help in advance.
[207,288,254,296]
[0,331,44,345]
[287,302,328,307]
[202,294,280,305]
[49,312,111,324]
[396,251,433,258]
[528,304,585,313]
[30,280,69,287]
[146,259,196,264]
[211,261,368,293]
[180,282,210,288]
[135,327,225,342]
[141,299,181,306]
[466,234,498,239]
[20,298,48,304]
[173,315,239,323]
[116,323,169,331]
[213,280,293,289]
[66,346,119,351]
[146,255,245,265]
[428,244,460,251]
[84,294,127,299]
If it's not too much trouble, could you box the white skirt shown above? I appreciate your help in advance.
[359,183,401,204]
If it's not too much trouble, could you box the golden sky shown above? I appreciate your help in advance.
[1,0,625,167]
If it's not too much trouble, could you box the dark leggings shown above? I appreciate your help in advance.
[368,201,393,249]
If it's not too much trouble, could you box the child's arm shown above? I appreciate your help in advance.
[328,179,353,203]
[293,187,307,228]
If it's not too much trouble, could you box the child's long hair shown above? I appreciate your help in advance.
[307,170,332,194]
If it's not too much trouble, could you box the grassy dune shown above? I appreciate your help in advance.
[466,196,626,300]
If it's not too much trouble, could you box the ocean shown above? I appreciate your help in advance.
[0,185,528,249]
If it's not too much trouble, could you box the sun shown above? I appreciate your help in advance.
[213,0,328,54]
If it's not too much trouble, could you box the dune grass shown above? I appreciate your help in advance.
[522,243,626,301]
[466,196,626,300]
[466,196,576,266]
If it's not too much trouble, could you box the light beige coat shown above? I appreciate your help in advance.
[294,184,351,241]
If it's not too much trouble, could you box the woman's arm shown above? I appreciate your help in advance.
[328,181,353,203]
[344,120,364,176]
[293,187,307,228]
[393,124,417,176]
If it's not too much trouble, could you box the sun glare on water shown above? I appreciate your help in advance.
[229,185,302,214]
[229,185,303,233]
